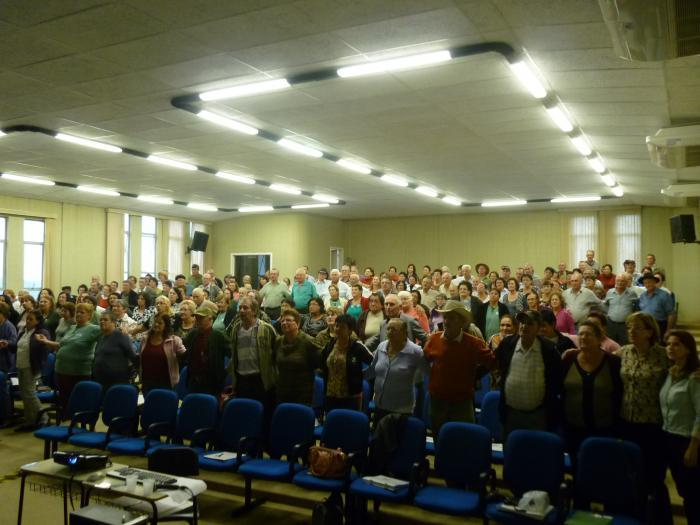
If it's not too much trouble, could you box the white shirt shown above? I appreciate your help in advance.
[17,328,33,369]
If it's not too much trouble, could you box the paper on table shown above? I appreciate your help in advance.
[203,451,237,461]
[492,443,503,452]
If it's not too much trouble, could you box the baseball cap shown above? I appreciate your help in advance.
[194,300,218,319]
[516,310,542,325]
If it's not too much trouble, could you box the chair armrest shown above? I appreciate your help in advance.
[37,406,59,426]
[191,426,216,448]
[144,420,174,451]
[69,410,99,434]
[289,440,315,476]
[408,458,429,498]
[105,415,136,443]
[235,435,262,468]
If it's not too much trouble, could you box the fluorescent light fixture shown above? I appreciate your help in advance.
[197,110,258,135]
[551,196,601,204]
[570,135,592,156]
[0,130,6,137]
[508,60,547,99]
[545,105,574,132]
[277,138,323,158]
[601,173,616,187]
[77,186,120,197]
[147,155,197,171]
[239,206,274,213]
[199,78,290,101]
[337,50,452,78]
[292,203,330,209]
[611,185,624,197]
[55,133,122,153]
[187,202,218,212]
[270,183,301,195]
[215,171,256,185]
[312,193,339,204]
[1,173,55,186]
[137,195,174,205]
[442,196,462,206]
[381,174,409,187]
[336,158,371,175]
[481,199,527,207]
[587,156,606,174]
[415,186,438,198]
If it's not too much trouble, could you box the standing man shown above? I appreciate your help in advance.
[622,259,641,287]
[562,272,602,329]
[187,264,203,289]
[367,293,427,351]
[183,300,229,395]
[423,301,494,437]
[291,267,317,314]
[314,268,331,300]
[259,268,291,321]
[420,276,439,310]
[605,273,639,345]
[584,249,600,274]
[638,272,674,338]
[120,280,138,310]
[497,311,562,437]
[329,268,351,300]
[200,272,221,300]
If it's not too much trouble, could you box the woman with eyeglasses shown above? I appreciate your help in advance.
[276,309,321,405]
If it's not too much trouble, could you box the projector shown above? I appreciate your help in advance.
[53,451,110,471]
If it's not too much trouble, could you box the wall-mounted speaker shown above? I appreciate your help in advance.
[670,215,696,243]
[189,231,209,252]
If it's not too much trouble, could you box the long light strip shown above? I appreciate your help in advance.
[277,138,323,158]
[380,174,409,187]
[147,155,197,171]
[239,206,274,213]
[481,199,527,207]
[1,173,55,186]
[601,173,616,187]
[336,158,371,175]
[551,196,601,204]
[269,183,302,195]
[187,202,218,211]
[337,50,452,78]
[611,185,624,197]
[570,134,592,156]
[215,171,256,185]
[292,203,330,209]
[197,110,259,135]
[508,60,547,99]
[199,78,290,101]
[588,156,606,174]
[312,193,339,204]
[55,133,122,153]
[137,195,174,205]
[0,130,6,137]
[77,186,120,197]
[415,186,438,198]
[545,105,573,132]
[442,196,462,206]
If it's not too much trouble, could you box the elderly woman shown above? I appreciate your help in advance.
[38,295,61,340]
[139,313,186,394]
[502,278,524,316]
[300,297,327,338]
[561,320,623,462]
[320,314,373,412]
[17,295,37,333]
[130,292,156,337]
[276,309,321,405]
[314,306,342,350]
[430,293,448,332]
[92,311,138,391]
[398,290,429,333]
[13,309,50,431]
[344,284,369,320]
[213,294,230,334]
[174,299,197,339]
[549,291,575,335]
[324,284,347,311]
[55,302,76,342]
[36,303,101,417]
[365,317,429,424]
[618,312,672,525]
[168,287,183,315]
[660,330,700,523]
[358,293,386,344]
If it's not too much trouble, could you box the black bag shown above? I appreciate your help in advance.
[311,491,344,525]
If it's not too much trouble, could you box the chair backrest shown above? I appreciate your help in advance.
[67,381,103,420]
[101,384,139,426]
[504,430,565,498]
[41,352,56,388]
[362,380,371,414]
[474,374,490,407]
[477,390,502,442]
[386,416,426,479]
[321,409,370,454]
[575,437,644,516]
[148,446,199,477]
[175,366,188,400]
[141,388,179,432]
[0,371,8,423]
[435,422,491,486]
[312,375,324,417]
[219,398,264,449]
[176,393,219,441]
[422,392,432,430]
[268,403,315,458]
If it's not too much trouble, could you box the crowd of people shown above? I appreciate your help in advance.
[0,252,697,523]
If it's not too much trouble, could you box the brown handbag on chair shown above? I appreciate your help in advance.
[308,445,348,479]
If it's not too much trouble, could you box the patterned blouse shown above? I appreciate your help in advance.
[618,343,669,424]
[325,343,350,398]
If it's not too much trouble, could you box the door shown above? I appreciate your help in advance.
[231,253,271,289]
[330,247,343,270]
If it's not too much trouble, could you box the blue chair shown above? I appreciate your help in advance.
[362,380,371,415]
[349,416,426,519]
[146,393,219,455]
[198,398,264,472]
[312,376,324,439]
[413,422,491,517]
[37,353,58,405]
[68,384,139,449]
[235,403,316,515]
[33,381,103,458]
[570,437,645,525]
[293,409,370,502]
[474,373,490,408]
[0,371,9,426]
[478,390,503,463]
[107,388,179,456]
[485,430,566,524]
[175,366,189,400]
[422,392,435,456]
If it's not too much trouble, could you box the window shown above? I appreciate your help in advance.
[614,213,641,271]
[168,220,184,277]
[123,214,130,280]
[141,216,156,277]
[0,217,5,289]
[189,222,205,269]
[569,215,597,269]
[23,219,45,296]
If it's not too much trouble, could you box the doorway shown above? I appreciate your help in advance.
[330,247,343,270]
[231,253,272,289]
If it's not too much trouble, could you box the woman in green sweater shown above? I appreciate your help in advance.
[36,302,101,417]
[276,309,320,405]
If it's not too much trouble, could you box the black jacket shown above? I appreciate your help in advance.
[319,339,373,398]
[474,301,509,335]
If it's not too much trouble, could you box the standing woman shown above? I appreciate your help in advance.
[276,309,321,405]
[139,313,186,394]
[174,299,197,340]
[344,284,368,320]
[35,303,101,417]
[314,306,342,350]
[503,278,524,317]
[358,293,386,345]
[55,302,76,342]
[324,284,347,311]
[13,309,50,431]
[549,291,575,335]
[300,297,327,338]
[660,330,699,523]
[17,295,37,333]
[168,287,183,315]
[618,312,672,525]
[38,295,61,340]
[92,311,138,391]
[320,315,373,412]
[398,290,429,333]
